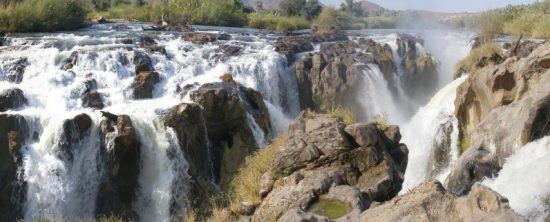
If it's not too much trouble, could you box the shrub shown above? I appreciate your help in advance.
[532,17,550,38]
[312,7,354,34]
[454,43,503,78]
[0,0,87,33]
[328,106,358,125]
[248,13,309,31]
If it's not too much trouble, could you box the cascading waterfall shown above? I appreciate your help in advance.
[22,113,102,221]
[481,136,550,221]
[400,76,466,193]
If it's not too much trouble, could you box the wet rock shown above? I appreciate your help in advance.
[96,113,141,219]
[96,16,112,24]
[0,88,27,112]
[137,36,166,54]
[359,180,524,222]
[111,25,130,30]
[274,35,314,63]
[133,51,154,74]
[57,113,93,161]
[426,120,453,178]
[0,114,28,221]
[449,41,550,194]
[363,39,396,78]
[82,91,104,109]
[250,113,407,221]
[61,51,78,71]
[4,57,28,83]
[130,71,160,99]
[182,33,230,44]
[219,44,242,57]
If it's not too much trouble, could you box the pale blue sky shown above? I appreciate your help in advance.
[319,0,540,13]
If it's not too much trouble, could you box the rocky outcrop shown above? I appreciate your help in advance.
[188,79,270,186]
[182,33,230,44]
[131,71,160,99]
[96,112,142,218]
[396,34,440,100]
[361,38,396,78]
[274,35,314,63]
[245,113,408,221]
[449,41,550,194]
[137,36,166,55]
[57,113,93,161]
[0,88,27,112]
[0,114,28,221]
[4,57,27,83]
[359,180,524,222]
[83,91,105,109]
[133,51,154,74]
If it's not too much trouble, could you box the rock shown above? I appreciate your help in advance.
[426,120,453,178]
[0,88,27,112]
[133,51,155,74]
[359,180,524,222]
[130,71,160,99]
[274,35,314,63]
[96,16,112,24]
[0,114,28,221]
[82,91,105,109]
[4,57,28,83]
[137,36,166,54]
[219,44,242,58]
[182,33,230,44]
[111,25,130,30]
[57,113,93,161]
[279,209,330,222]
[250,113,408,221]
[189,81,270,186]
[96,113,142,219]
[62,51,78,71]
[363,39,396,78]
[504,39,540,58]
[238,201,256,216]
[449,41,550,194]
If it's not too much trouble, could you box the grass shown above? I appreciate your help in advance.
[247,12,309,31]
[34,215,127,222]
[307,200,351,219]
[227,135,286,213]
[0,0,87,33]
[328,106,358,125]
[454,43,503,79]
[459,139,470,154]
[374,113,389,131]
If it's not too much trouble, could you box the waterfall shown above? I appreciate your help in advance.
[22,113,102,221]
[400,76,467,193]
[481,137,550,221]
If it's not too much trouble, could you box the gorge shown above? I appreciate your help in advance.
[0,22,548,222]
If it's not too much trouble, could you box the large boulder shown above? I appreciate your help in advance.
[248,113,408,221]
[188,80,270,186]
[56,113,93,161]
[0,88,27,112]
[130,71,160,99]
[359,180,524,222]
[133,51,154,74]
[0,114,28,221]
[448,41,550,194]
[96,112,141,219]
[182,33,230,44]
[274,35,314,63]
[61,51,78,71]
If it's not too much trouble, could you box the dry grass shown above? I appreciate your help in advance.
[454,43,503,78]
[374,113,389,131]
[328,106,358,125]
[227,135,286,213]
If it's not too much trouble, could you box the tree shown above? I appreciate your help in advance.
[280,0,306,16]
[303,0,322,20]
[256,0,263,12]
[341,0,363,17]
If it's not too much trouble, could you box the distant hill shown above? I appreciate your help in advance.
[359,1,384,13]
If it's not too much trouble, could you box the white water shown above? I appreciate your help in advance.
[1,24,297,221]
[482,137,550,221]
[400,76,466,193]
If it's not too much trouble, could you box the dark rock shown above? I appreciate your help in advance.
[62,51,78,71]
[182,33,230,44]
[219,44,242,57]
[96,16,112,24]
[133,51,154,74]
[130,71,160,99]
[57,113,93,161]
[96,113,141,219]
[111,25,130,30]
[83,91,105,109]
[0,88,27,112]
[0,114,28,221]
[4,58,28,83]
[138,36,166,54]
[274,35,314,63]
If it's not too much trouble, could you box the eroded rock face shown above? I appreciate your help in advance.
[248,113,408,221]
[182,33,230,44]
[0,114,28,221]
[131,71,160,99]
[57,113,93,161]
[359,180,524,222]
[0,88,27,112]
[449,41,550,194]
[188,80,270,186]
[96,112,141,218]
[274,35,314,63]
[61,51,78,71]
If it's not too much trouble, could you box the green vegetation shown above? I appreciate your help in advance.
[454,43,503,78]
[307,200,351,219]
[248,12,309,31]
[450,0,550,38]
[328,106,358,125]
[0,0,87,33]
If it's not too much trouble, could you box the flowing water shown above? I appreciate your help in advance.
[2,24,542,221]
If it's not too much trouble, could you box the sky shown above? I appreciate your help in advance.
[319,0,540,13]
